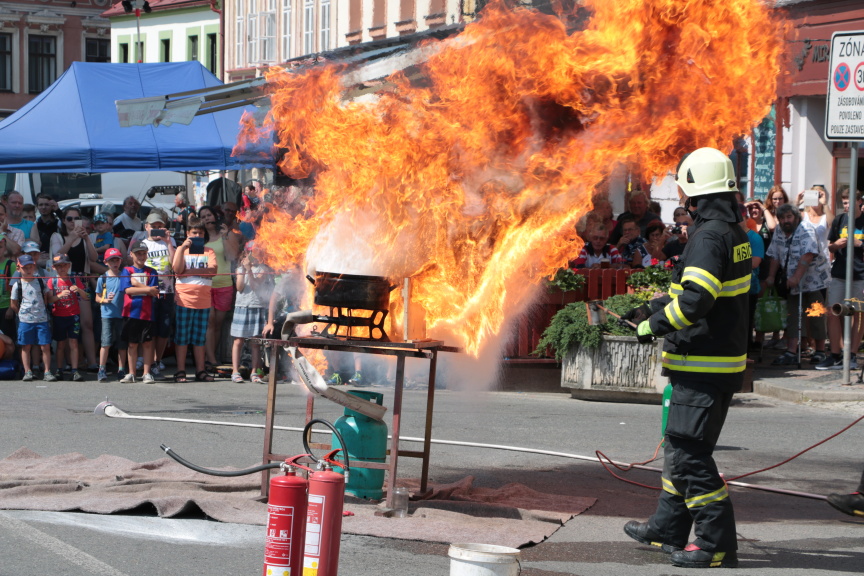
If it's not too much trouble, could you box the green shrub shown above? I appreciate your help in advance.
[534,293,646,360]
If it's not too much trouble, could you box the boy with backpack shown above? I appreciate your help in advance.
[11,255,61,381]
[95,248,127,382]
[48,254,88,381]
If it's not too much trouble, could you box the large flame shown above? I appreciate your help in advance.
[239,0,786,356]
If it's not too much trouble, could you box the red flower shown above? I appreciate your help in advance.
[664,259,674,269]
[651,258,660,266]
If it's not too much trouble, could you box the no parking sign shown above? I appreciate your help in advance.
[825,31,864,141]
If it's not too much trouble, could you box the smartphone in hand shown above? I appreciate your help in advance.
[189,237,206,254]
[149,229,166,238]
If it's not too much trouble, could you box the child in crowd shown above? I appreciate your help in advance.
[48,254,88,381]
[11,255,60,382]
[91,213,116,264]
[172,216,217,383]
[230,244,274,383]
[22,204,36,222]
[129,212,176,377]
[0,234,17,344]
[95,248,127,382]
[118,242,159,383]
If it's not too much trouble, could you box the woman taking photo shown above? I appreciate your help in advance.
[50,207,99,371]
[198,206,241,371]
[764,185,788,233]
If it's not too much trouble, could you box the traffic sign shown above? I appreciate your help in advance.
[825,31,864,141]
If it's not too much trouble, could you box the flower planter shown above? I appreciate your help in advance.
[561,335,665,403]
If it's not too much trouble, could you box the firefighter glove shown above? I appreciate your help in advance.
[622,304,652,326]
[637,320,655,344]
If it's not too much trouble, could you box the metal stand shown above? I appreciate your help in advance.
[259,337,456,509]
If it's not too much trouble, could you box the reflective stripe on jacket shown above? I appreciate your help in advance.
[649,218,751,390]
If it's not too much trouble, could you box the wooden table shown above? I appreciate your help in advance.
[257,336,457,509]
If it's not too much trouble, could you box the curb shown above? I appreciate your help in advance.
[753,379,864,403]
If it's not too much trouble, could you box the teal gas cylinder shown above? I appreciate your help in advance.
[661,381,673,442]
[332,390,388,499]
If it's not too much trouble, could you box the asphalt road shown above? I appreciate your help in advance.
[0,374,862,575]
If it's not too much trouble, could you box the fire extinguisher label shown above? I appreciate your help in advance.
[264,563,292,575]
[303,494,325,575]
[265,504,295,564]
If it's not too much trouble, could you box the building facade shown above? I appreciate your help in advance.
[775,0,864,202]
[224,0,464,82]
[0,0,110,118]
[101,0,221,76]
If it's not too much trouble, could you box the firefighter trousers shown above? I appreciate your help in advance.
[647,379,737,552]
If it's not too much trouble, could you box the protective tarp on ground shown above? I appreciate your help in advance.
[0,61,270,173]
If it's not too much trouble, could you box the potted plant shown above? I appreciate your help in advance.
[536,290,666,401]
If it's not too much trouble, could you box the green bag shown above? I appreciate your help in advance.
[754,287,787,333]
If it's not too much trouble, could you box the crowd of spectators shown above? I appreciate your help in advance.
[573,185,864,370]
[0,184,300,384]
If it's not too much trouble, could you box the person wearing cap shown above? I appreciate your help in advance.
[128,211,176,376]
[11,254,62,382]
[0,201,24,257]
[95,247,129,382]
[118,241,159,383]
[91,213,116,263]
[47,254,88,382]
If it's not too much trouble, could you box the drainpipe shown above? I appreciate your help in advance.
[774,96,787,187]
[209,0,224,79]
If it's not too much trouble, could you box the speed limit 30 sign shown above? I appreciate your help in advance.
[825,31,864,141]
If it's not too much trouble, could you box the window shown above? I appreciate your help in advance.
[119,42,129,63]
[85,38,110,63]
[261,0,276,62]
[28,35,56,94]
[247,13,258,63]
[320,0,330,51]
[0,33,11,91]
[282,0,292,60]
[235,9,245,66]
[206,34,217,73]
[189,35,199,61]
[161,38,170,62]
[303,0,315,55]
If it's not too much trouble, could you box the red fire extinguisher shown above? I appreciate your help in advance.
[303,449,346,576]
[263,464,309,576]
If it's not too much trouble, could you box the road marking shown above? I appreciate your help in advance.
[0,511,131,576]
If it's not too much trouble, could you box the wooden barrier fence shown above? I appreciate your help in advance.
[503,268,636,362]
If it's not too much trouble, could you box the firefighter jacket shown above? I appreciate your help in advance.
[647,195,751,392]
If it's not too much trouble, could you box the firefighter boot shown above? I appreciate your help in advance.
[670,544,738,568]
[827,493,864,517]
[623,521,684,554]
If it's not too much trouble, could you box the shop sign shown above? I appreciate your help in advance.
[825,30,864,141]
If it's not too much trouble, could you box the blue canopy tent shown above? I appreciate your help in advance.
[0,61,271,173]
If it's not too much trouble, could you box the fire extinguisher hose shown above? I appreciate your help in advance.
[160,444,284,477]
[303,419,351,479]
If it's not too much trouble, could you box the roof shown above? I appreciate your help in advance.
[101,0,212,18]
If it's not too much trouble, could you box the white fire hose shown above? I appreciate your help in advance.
[95,401,826,501]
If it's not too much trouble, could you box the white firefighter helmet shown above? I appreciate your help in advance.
[675,147,738,197]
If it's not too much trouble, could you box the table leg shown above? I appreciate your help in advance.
[261,341,280,498]
[420,350,438,493]
[385,354,406,508]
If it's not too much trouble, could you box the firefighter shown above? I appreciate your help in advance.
[622,147,751,569]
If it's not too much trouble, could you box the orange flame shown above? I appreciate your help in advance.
[239,0,786,356]
[806,302,827,317]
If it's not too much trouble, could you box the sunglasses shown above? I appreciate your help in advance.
[65,216,82,222]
